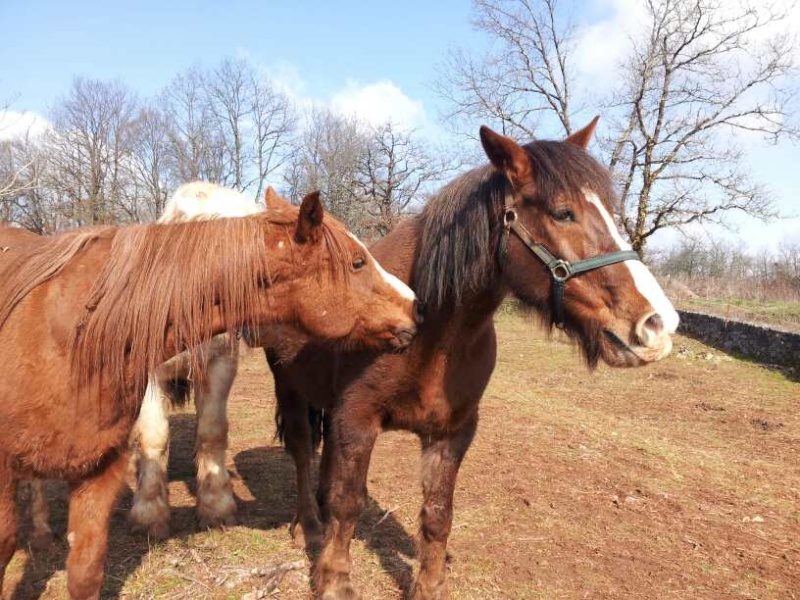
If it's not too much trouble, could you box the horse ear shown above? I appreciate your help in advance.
[479,126,532,189]
[295,191,324,244]
[265,186,291,210]
[565,116,600,149]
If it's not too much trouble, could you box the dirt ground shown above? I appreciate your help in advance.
[5,312,799,599]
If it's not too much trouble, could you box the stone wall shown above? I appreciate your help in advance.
[677,310,800,375]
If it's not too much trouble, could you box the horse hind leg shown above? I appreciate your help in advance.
[65,451,129,600]
[129,378,172,539]
[0,455,18,598]
[194,335,238,530]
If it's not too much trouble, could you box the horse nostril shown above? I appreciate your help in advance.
[645,313,664,337]
[635,312,666,346]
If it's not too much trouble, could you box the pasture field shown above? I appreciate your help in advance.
[6,312,799,599]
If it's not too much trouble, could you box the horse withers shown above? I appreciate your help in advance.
[0,190,418,600]
[266,118,679,599]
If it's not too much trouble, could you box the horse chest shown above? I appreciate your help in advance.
[387,352,485,435]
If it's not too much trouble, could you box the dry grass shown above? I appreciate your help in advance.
[6,312,800,599]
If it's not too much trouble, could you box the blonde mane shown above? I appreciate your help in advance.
[0,206,355,404]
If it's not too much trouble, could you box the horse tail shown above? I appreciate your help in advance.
[309,407,324,451]
[273,403,324,453]
[160,376,191,408]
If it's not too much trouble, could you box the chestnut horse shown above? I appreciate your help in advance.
[264,120,680,599]
[0,192,418,599]
[26,181,266,546]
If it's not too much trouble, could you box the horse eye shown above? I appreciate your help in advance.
[352,257,367,271]
[554,209,575,222]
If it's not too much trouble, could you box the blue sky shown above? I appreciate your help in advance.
[1,0,798,251]
[0,0,476,112]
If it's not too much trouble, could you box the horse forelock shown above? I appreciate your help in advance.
[522,139,620,215]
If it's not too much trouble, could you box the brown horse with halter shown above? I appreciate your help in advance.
[263,120,680,599]
[0,191,419,600]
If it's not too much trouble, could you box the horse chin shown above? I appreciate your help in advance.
[600,329,671,367]
[336,326,416,354]
[387,327,416,352]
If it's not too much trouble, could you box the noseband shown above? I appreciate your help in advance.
[498,196,640,327]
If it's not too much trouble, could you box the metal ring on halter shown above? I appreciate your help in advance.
[504,209,517,226]
[550,260,572,282]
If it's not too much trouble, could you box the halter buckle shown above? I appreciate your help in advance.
[503,209,517,228]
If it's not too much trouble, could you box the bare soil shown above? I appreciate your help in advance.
[6,312,800,599]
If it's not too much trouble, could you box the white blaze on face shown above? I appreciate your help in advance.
[584,191,680,334]
[347,232,417,302]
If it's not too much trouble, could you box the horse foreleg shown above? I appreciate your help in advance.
[65,450,128,600]
[194,336,237,529]
[129,378,171,539]
[29,479,55,550]
[0,456,18,599]
[411,416,478,600]
[314,411,379,600]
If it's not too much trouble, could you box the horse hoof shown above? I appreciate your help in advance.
[130,518,170,541]
[320,583,362,600]
[29,530,55,551]
[410,579,449,600]
[198,512,237,531]
[130,496,171,540]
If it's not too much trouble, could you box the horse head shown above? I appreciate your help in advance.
[263,189,420,351]
[480,119,678,367]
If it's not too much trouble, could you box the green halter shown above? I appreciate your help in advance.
[498,198,640,327]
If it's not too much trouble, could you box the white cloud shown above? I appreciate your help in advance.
[0,110,49,141]
[573,0,647,89]
[330,80,428,131]
[260,60,312,107]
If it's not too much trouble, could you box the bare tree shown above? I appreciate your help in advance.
[247,67,296,201]
[437,0,798,255]
[357,122,457,237]
[605,0,796,253]
[159,67,223,184]
[435,0,577,139]
[161,59,296,199]
[776,239,800,280]
[283,107,368,233]
[125,105,174,221]
[284,111,454,239]
[0,105,42,221]
[0,132,61,233]
[45,77,139,226]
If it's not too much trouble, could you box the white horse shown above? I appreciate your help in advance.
[29,182,264,542]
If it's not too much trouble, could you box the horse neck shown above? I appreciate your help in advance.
[372,217,508,340]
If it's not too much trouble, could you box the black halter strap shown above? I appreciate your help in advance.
[498,195,640,327]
